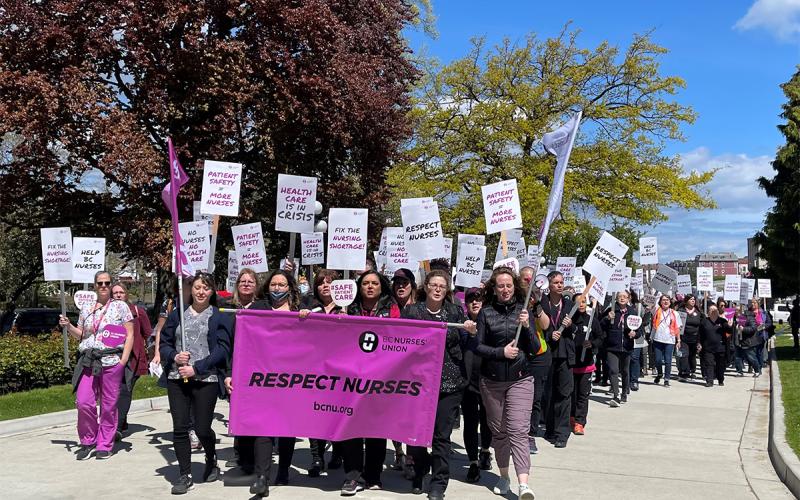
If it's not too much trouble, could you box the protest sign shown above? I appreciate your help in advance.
[301,232,325,266]
[493,257,520,274]
[758,279,772,299]
[639,237,658,265]
[582,232,629,286]
[231,222,268,273]
[401,197,433,207]
[41,227,73,281]
[631,271,643,295]
[327,208,368,271]
[275,174,317,234]
[626,315,643,330]
[622,267,632,292]
[573,268,587,293]
[376,229,388,272]
[516,237,528,267]
[494,229,524,263]
[723,275,741,302]
[481,179,522,234]
[743,278,756,299]
[230,310,446,446]
[73,291,97,310]
[386,227,411,273]
[587,277,607,303]
[200,160,243,217]
[651,264,678,295]
[455,244,486,288]
[71,237,106,283]
[440,237,453,262]
[331,280,357,308]
[457,233,485,250]
[677,311,687,336]
[179,221,211,272]
[607,262,627,293]
[642,294,657,308]
[697,267,714,292]
[676,275,693,295]
[401,200,445,262]
[740,280,751,303]
[193,201,214,230]
[556,256,577,287]
[527,245,540,268]
[226,251,238,293]
[480,269,493,283]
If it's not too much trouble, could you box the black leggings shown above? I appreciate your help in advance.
[408,391,462,493]
[461,389,491,461]
[606,351,630,399]
[167,380,218,476]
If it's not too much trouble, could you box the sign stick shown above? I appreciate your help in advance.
[288,232,297,263]
[207,215,220,272]
[174,247,188,383]
[59,280,70,368]
[579,297,598,361]
[500,230,508,258]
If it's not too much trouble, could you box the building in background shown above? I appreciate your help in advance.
[666,259,695,276]
[747,236,768,271]
[738,257,749,276]
[695,252,739,277]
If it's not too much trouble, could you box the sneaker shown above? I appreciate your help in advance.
[412,476,424,495]
[341,479,364,496]
[250,475,269,496]
[664,381,671,388]
[75,445,94,461]
[519,483,535,500]
[478,450,492,470]
[528,436,538,454]
[308,460,325,477]
[366,482,383,490]
[719,381,725,386]
[705,381,713,387]
[654,376,661,385]
[466,462,480,483]
[754,372,761,378]
[631,383,639,391]
[493,476,511,495]
[573,423,585,435]
[115,430,123,442]
[554,439,567,448]
[171,474,194,495]
[428,491,444,500]
[95,450,111,460]
[203,456,220,482]
[609,398,620,408]
[621,394,628,404]
[189,430,202,451]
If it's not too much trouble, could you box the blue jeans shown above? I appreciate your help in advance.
[736,346,761,374]
[653,342,674,380]
[630,348,643,386]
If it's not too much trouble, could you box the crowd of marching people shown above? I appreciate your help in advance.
[57,260,780,499]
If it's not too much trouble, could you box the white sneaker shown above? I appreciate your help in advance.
[189,429,202,450]
[519,483,535,500]
[493,476,510,495]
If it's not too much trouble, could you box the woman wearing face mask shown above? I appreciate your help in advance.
[340,271,400,496]
[469,267,544,500]
[59,271,134,461]
[159,272,232,494]
[651,295,681,387]
[677,294,702,381]
[110,282,153,439]
[600,290,640,406]
[699,305,732,387]
[400,270,476,500]
[461,288,493,483]
[570,295,603,434]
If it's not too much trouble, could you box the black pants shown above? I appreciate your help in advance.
[606,351,630,399]
[409,391,462,494]
[701,351,726,384]
[117,374,140,431]
[342,437,387,485]
[250,436,295,477]
[571,372,592,426]
[792,325,799,348]
[679,342,698,376]
[530,362,550,436]
[167,380,218,476]
[461,389,491,461]
[595,347,609,383]
[545,358,573,441]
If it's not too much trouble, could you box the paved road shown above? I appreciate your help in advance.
[2,365,793,499]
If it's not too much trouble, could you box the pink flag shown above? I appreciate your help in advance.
[161,138,193,276]
[229,309,446,446]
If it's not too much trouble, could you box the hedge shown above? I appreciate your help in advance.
[0,331,79,394]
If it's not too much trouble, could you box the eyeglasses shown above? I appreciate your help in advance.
[427,284,447,291]
[95,281,111,287]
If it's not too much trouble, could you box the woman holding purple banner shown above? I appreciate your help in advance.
[401,270,476,499]
[60,270,134,461]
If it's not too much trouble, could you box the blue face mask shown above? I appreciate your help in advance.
[270,290,290,303]
[299,283,310,295]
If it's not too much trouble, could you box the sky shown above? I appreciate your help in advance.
[405,0,800,262]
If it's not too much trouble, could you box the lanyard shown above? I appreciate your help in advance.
[548,299,563,325]
[90,301,112,334]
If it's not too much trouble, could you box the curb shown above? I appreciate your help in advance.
[0,395,169,438]
[768,338,800,497]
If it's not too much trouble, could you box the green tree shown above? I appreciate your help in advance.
[388,28,715,262]
[755,69,800,298]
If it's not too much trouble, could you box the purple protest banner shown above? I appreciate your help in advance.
[229,309,446,446]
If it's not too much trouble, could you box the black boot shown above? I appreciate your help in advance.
[250,475,269,497]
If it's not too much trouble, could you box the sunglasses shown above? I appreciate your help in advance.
[95,281,111,286]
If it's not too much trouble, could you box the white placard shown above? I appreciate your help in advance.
[527,245,540,268]
[631,269,643,295]
[556,257,577,286]
[226,251,238,293]
[327,208,368,271]
[493,257,520,275]
[71,237,106,284]
[386,227,411,273]
[401,197,433,207]
[401,199,445,262]
[607,262,628,293]
[440,237,453,262]
[573,268,587,293]
[376,228,389,272]
[758,279,772,299]
[517,237,528,267]
[458,233,485,250]
[481,179,523,234]
[697,267,714,292]
[41,227,73,281]
[622,267,632,292]
[455,244,486,288]
[626,315,643,330]
[231,222,269,273]
[193,201,214,231]
[179,221,211,272]
[494,229,524,263]
[639,237,658,265]
[587,277,607,303]
[723,275,741,302]
[743,278,756,299]
[480,269,493,283]
[73,290,97,310]
[642,294,657,308]
[740,279,752,302]
[331,280,357,308]
[199,160,243,216]
[676,274,693,295]
[275,174,317,234]
[301,232,325,266]
[651,264,678,295]
[582,232,629,285]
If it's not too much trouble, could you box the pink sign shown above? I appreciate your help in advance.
[98,324,127,348]
[229,309,446,446]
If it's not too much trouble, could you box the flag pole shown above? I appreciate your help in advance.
[208,215,220,272]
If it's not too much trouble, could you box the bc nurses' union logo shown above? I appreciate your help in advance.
[359,331,379,353]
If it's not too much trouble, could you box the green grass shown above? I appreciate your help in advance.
[775,330,800,456]
[0,376,166,421]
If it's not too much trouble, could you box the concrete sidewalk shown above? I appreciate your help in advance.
[3,366,793,500]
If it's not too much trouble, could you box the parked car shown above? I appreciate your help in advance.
[0,308,78,336]
[772,302,790,324]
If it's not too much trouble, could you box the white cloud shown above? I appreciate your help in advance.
[735,0,800,41]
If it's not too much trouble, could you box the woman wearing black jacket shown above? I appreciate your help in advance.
[600,290,641,407]
[469,267,545,500]
[570,296,604,435]
[678,295,702,380]
[159,272,232,495]
[401,270,476,500]
[698,305,731,387]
